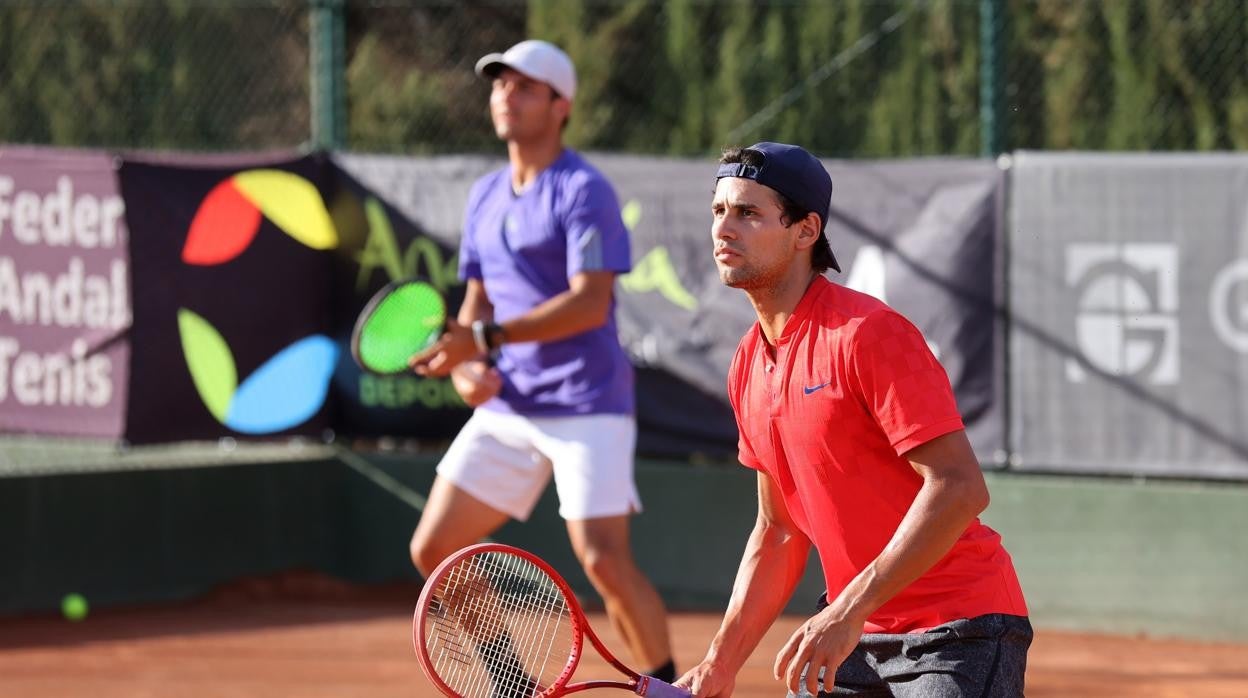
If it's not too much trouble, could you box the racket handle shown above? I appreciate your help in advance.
[635,676,692,698]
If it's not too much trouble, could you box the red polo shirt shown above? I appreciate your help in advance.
[728,276,1027,633]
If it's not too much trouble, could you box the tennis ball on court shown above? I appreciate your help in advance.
[61,593,88,621]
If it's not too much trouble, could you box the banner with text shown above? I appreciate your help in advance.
[0,148,129,437]
[337,154,1006,461]
[4,146,1003,461]
[1009,152,1248,479]
[118,152,468,444]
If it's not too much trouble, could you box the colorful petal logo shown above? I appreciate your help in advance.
[179,169,341,434]
[179,310,338,434]
[183,169,338,265]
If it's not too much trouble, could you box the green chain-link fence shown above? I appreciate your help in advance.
[1002,0,1248,152]
[0,0,310,151]
[1,0,1246,156]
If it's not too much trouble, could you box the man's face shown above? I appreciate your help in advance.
[711,177,798,290]
[489,68,567,143]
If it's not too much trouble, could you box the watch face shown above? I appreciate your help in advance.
[471,320,489,353]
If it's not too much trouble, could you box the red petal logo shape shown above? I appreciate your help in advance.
[183,179,262,265]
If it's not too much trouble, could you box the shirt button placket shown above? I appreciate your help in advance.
[767,355,782,409]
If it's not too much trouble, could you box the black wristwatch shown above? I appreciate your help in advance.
[471,320,506,355]
[485,322,505,351]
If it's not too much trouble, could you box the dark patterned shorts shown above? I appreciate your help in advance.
[787,612,1033,697]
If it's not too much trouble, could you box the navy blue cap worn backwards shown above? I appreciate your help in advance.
[715,141,840,272]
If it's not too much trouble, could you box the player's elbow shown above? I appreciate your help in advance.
[931,467,990,519]
[971,484,990,516]
[568,273,615,330]
[960,472,991,517]
[757,517,807,554]
[583,301,611,329]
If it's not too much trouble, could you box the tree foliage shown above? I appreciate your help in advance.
[0,1,309,150]
[1,0,1244,155]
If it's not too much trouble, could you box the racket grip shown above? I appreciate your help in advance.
[635,676,692,698]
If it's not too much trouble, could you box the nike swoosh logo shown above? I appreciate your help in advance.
[803,382,831,395]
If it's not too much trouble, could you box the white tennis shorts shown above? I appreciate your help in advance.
[436,409,641,521]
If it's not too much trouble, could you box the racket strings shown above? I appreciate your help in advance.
[424,552,575,698]
[356,282,446,373]
[435,555,568,698]
[467,556,563,698]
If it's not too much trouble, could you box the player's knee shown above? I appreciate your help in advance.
[579,547,631,593]
[410,536,445,577]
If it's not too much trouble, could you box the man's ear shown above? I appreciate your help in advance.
[551,96,571,124]
[793,212,822,251]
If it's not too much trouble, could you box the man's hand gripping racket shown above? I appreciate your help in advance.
[414,543,690,698]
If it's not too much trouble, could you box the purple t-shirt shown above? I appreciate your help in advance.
[459,149,634,416]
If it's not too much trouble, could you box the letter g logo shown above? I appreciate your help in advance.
[1066,243,1179,385]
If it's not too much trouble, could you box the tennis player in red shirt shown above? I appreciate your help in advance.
[677,143,1030,698]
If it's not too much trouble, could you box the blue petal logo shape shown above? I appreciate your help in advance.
[224,335,338,434]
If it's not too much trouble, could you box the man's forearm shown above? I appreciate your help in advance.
[704,520,809,673]
[457,280,493,326]
[485,270,615,345]
[497,287,608,345]
[826,473,986,625]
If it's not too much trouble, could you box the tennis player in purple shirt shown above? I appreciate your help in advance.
[408,40,675,683]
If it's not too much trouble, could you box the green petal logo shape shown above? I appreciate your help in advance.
[617,200,698,311]
[621,246,699,311]
[178,309,238,422]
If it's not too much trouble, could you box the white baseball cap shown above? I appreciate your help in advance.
[475,40,577,101]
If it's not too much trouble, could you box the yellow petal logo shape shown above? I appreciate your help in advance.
[233,169,338,250]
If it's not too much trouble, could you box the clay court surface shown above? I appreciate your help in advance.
[2,578,1246,698]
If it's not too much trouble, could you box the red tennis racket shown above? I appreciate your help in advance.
[413,543,689,698]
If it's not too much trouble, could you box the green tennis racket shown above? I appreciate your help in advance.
[351,279,447,376]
